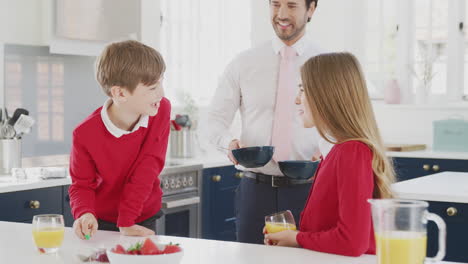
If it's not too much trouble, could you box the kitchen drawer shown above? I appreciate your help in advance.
[0,187,62,222]
[427,201,468,262]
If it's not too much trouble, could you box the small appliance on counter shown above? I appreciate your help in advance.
[169,114,195,158]
[433,118,468,152]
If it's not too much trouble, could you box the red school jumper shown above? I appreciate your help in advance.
[296,140,376,257]
[69,98,170,227]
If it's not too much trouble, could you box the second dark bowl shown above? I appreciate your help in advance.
[278,160,320,180]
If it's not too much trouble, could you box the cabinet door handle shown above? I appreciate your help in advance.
[423,164,430,171]
[235,172,244,179]
[29,200,40,209]
[432,165,440,172]
[212,175,222,182]
[447,207,458,217]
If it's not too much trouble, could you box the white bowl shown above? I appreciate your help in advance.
[106,243,184,264]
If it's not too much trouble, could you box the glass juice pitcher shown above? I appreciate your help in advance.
[368,199,446,264]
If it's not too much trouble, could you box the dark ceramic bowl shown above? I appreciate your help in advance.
[231,146,275,168]
[278,160,320,180]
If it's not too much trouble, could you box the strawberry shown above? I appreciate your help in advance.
[112,244,126,254]
[162,243,181,254]
[141,238,161,255]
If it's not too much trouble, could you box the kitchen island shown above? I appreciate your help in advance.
[0,221,462,264]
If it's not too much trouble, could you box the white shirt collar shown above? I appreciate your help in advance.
[272,33,310,56]
[100,99,149,138]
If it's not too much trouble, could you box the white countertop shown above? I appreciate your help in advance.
[0,221,461,264]
[3,149,468,194]
[392,171,468,203]
[0,152,232,194]
[387,150,468,160]
[0,175,72,194]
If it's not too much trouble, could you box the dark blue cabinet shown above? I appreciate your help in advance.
[202,165,241,241]
[62,185,74,227]
[0,187,62,223]
[393,157,468,182]
[427,201,468,262]
[0,185,74,227]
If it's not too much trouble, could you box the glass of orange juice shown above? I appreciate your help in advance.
[32,214,65,254]
[265,210,296,234]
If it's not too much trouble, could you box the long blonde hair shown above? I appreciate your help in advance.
[300,52,395,198]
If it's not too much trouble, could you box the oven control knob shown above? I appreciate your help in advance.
[164,179,170,190]
[182,178,188,187]
[176,179,181,188]
[170,179,176,189]
[188,177,194,186]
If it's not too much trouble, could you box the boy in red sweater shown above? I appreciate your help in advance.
[69,40,170,239]
[264,53,395,256]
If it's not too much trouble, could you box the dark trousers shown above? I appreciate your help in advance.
[234,176,312,244]
[97,210,164,233]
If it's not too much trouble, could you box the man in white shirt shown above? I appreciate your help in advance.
[205,0,331,244]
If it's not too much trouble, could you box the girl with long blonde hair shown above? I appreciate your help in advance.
[265,52,395,256]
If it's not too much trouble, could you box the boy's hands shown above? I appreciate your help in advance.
[119,224,155,236]
[73,212,98,240]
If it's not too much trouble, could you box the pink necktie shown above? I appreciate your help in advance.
[271,46,297,162]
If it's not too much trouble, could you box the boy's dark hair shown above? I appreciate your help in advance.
[96,40,166,96]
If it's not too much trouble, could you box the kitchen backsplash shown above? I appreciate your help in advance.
[3,44,106,157]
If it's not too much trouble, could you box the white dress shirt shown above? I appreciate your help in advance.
[205,34,333,176]
[100,99,149,138]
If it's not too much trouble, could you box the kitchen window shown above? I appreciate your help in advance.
[363,0,467,103]
[159,0,252,106]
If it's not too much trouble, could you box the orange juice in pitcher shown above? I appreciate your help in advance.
[369,199,446,264]
[376,231,427,264]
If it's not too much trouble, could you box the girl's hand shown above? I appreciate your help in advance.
[264,230,300,247]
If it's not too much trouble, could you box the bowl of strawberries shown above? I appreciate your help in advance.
[106,238,183,264]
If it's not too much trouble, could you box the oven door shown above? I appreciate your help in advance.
[156,193,200,238]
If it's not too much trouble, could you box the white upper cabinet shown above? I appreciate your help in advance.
[0,0,50,46]
[1,0,160,56]
[55,0,140,42]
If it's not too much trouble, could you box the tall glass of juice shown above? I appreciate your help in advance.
[32,214,65,254]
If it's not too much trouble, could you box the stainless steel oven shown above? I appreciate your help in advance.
[156,163,202,238]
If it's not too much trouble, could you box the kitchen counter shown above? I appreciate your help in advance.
[4,148,468,194]
[392,171,468,203]
[0,221,461,264]
[387,150,468,160]
[0,163,204,194]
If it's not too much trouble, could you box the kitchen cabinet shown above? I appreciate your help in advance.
[0,185,74,227]
[202,166,242,241]
[0,0,50,45]
[50,0,160,56]
[393,157,468,182]
[427,201,468,262]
